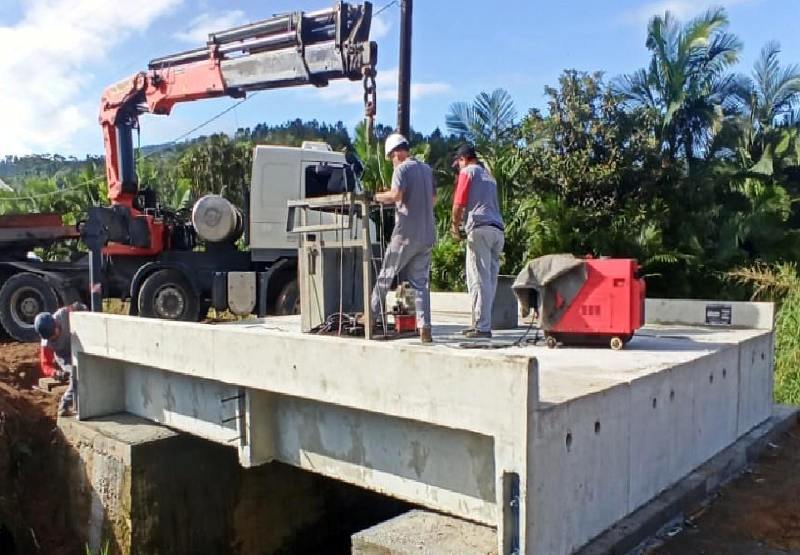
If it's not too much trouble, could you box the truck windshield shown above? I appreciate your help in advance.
[304,164,360,198]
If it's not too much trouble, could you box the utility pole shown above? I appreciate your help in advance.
[397,0,412,137]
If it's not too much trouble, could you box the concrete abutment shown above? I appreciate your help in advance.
[59,414,411,555]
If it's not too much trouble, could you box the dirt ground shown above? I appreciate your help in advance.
[0,341,80,555]
[652,420,800,555]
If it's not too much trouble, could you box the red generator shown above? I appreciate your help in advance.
[513,256,646,350]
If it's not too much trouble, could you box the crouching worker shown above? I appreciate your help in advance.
[34,302,87,417]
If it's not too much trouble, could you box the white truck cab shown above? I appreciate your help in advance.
[192,142,376,318]
[249,142,370,257]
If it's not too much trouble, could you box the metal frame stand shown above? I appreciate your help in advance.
[287,192,375,339]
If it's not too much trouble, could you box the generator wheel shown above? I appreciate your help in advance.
[274,279,299,316]
[0,272,60,342]
[610,336,624,351]
[138,269,200,322]
[545,335,558,349]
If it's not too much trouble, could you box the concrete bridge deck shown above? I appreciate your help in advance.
[71,296,775,554]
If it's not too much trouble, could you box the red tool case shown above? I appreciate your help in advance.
[544,258,645,349]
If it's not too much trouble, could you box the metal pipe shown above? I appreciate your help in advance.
[149,47,208,68]
[217,25,337,56]
[217,31,298,55]
[211,8,337,45]
[89,247,103,313]
[211,16,294,45]
[397,0,412,137]
[149,9,340,67]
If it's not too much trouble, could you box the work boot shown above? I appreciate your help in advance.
[464,329,492,339]
[419,327,433,344]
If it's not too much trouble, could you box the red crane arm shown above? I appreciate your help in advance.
[90,1,377,260]
[99,58,228,207]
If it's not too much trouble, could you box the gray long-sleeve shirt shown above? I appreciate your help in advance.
[391,158,437,247]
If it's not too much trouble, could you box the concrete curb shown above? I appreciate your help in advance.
[577,405,799,555]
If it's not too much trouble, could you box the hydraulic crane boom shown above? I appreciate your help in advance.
[81,1,378,313]
[100,1,377,212]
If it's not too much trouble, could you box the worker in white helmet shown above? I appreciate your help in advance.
[371,133,436,343]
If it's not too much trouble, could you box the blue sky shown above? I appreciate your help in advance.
[1,0,798,157]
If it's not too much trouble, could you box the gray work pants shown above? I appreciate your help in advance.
[466,226,505,332]
[58,364,75,412]
[371,235,432,329]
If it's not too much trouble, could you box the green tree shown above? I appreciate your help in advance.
[177,134,252,207]
[732,41,800,156]
[614,8,742,165]
[446,88,517,160]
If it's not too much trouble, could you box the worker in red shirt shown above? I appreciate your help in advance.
[451,144,505,339]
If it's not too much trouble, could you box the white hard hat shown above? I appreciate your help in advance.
[384,133,409,159]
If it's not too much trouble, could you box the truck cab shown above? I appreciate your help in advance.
[249,141,364,260]
[170,141,374,320]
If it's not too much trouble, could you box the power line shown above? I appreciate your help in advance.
[374,0,399,17]
[0,93,259,203]
[141,93,259,159]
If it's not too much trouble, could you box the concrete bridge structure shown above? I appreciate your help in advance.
[69,295,776,554]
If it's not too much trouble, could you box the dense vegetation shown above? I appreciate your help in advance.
[2,9,800,399]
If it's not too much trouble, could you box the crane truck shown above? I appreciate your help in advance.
[0,1,379,341]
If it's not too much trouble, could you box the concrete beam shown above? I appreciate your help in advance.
[73,314,537,437]
[646,298,774,329]
[72,312,537,551]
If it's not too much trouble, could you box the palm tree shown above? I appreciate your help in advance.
[732,41,800,155]
[614,8,742,165]
[445,89,521,210]
[445,88,517,158]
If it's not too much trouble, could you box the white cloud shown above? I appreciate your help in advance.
[625,0,758,24]
[370,15,391,40]
[314,67,451,105]
[173,10,247,44]
[0,0,181,156]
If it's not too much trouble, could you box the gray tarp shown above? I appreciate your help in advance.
[512,254,587,328]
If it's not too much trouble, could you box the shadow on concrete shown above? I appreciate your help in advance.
[60,412,414,555]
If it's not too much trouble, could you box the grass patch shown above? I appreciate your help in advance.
[729,263,800,404]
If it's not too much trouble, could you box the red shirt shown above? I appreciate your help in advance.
[453,170,472,207]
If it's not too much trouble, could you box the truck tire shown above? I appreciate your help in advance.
[0,273,60,342]
[275,279,299,316]
[137,269,200,322]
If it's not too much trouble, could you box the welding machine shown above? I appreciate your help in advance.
[513,255,645,350]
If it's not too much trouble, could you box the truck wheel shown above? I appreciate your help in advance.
[138,269,200,322]
[0,273,59,342]
[275,280,299,316]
